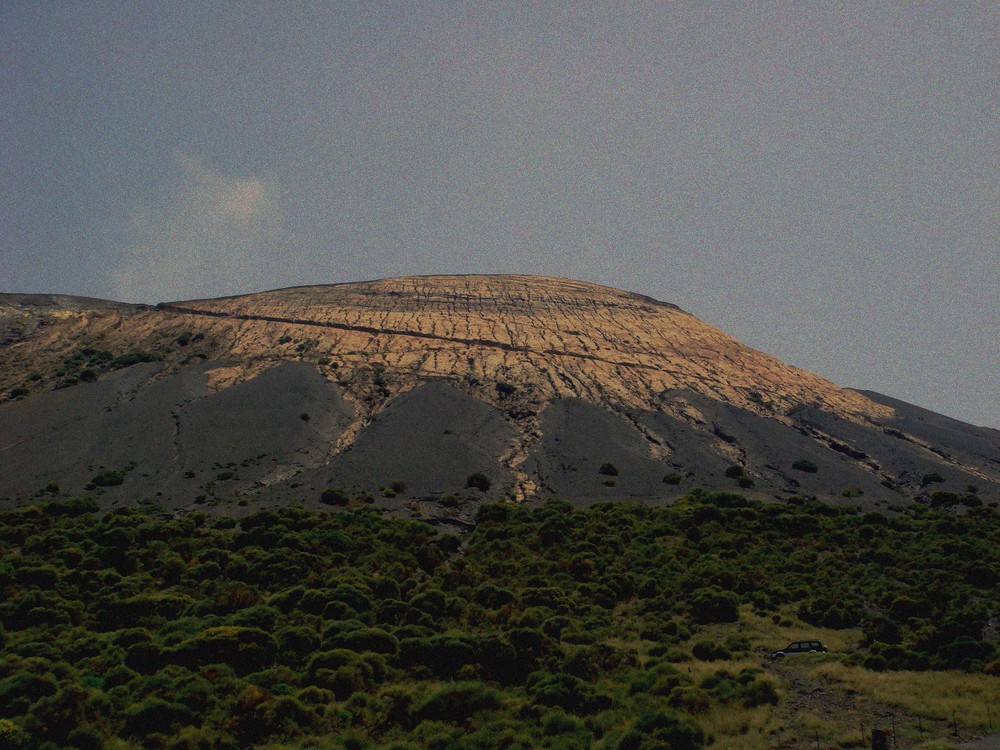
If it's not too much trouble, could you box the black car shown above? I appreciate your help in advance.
[770,640,828,659]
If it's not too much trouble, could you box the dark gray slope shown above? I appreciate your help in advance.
[526,387,1000,508]
[166,361,355,506]
[3,358,997,512]
[525,399,672,504]
[291,381,517,501]
[776,392,1000,503]
[639,392,903,506]
[856,389,1000,474]
[0,361,354,509]
[0,362,178,503]
[0,293,142,311]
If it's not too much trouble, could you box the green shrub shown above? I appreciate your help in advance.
[175,626,276,675]
[0,719,28,750]
[411,681,502,723]
[466,473,491,492]
[17,565,59,588]
[527,672,603,714]
[862,653,888,672]
[798,597,859,629]
[321,488,351,506]
[739,678,779,707]
[921,472,944,486]
[124,697,194,737]
[689,588,740,624]
[663,472,683,485]
[276,625,321,658]
[495,382,517,397]
[399,635,480,678]
[930,491,963,508]
[667,686,711,714]
[66,725,104,750]
[108,351,157,369]
[692,640,731,661]
[0,673,58,715]
[599,462,619,477]
[315,663,377,699]
[90,470,125,487]
[23,686,110,746]
[616,709,706,750]
[325,627,399,655]
[791,459,818,473]
[542,711,584,736]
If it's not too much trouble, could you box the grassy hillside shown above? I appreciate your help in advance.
[0,492,997,749]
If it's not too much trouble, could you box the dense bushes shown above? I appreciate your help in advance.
[0,493,996,748]
[616,709,706,750]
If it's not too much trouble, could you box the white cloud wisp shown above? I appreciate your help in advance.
[112,154,279,303]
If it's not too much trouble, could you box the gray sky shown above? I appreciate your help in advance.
[2,2,997,427]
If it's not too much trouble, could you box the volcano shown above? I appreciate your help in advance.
[1,275,996,516]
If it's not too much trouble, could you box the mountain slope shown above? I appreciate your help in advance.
[1,276,997,512]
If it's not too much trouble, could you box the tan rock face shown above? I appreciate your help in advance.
[1,275,891,425]
[157,275,891,422]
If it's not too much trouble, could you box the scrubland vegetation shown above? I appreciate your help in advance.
[0,492,997,749]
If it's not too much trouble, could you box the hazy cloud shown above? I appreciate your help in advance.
[111,154,279,302]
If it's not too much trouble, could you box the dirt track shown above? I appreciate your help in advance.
[769,661,984,750]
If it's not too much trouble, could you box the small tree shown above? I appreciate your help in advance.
[320,488,351,506]
[921,472,944,487]
[466,473,491,492]
[495,382,516,398]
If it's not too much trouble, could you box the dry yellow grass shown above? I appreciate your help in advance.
[700,704,782,750]
[810,662,1000,732]
[680,657,767,684]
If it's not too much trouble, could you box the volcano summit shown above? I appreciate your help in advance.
[1,275,996,514]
